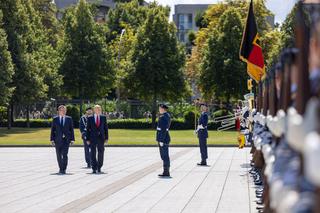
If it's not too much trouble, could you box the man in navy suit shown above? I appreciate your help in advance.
[156,104,171,177]
[196,103,209,166]
[86,105,109,174]
[50,105,75,174]
[79,107,93,168]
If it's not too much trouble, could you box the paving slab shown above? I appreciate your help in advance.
[0,147,256,213]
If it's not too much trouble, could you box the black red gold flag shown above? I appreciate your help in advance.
[240,0,265,82]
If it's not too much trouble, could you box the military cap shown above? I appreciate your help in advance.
[159,104,169,109]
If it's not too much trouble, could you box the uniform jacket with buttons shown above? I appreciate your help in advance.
[156,112,171,144]
[198,112,208,139]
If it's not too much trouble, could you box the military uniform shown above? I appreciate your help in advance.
[197,111,208,165]
[156,105,171,177]
[80,115,91,168]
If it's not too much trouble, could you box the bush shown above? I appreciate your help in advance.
[66,105,80,127]
[0,106,7,123]
[213,109,233,118]
[183,111,200,129]
[0,118,224,130]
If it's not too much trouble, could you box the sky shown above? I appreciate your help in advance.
[146,0,297,24]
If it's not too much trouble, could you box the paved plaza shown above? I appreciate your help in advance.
[0,147,257,213]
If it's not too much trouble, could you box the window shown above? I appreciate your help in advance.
[188,14,192,29]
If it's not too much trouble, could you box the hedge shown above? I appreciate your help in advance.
[0,118,222,130]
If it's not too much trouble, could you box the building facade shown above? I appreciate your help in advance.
[173,4,210,44]
[173,4,275,44]
[54,0,116,22]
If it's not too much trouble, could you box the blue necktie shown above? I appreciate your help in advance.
[60,117,63,126]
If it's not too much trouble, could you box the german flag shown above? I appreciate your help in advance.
[240,0,265,82]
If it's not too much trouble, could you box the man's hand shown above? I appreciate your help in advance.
[104,140,108,144]
[86,141,91,145]
[51,141,55,146]
[70,141,75,145]
[159,142,164,147]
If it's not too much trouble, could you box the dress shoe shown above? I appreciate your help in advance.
[87,163,91,168]
[197,161,207,166]
[92,170,97,174]
[158,167,170,177]
[97,168,101,173]
[61,170,66,174]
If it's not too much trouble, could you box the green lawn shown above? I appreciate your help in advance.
[0,128,238,146]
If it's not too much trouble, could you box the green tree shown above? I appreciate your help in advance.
[107,0,148,41]
[189,0,274,101]
[200,8,246,101]
[0,10,14,107]
[108,25,136,101]
[31,0,61,47]
[0,0,49,128]
[59,0,114,114]
[126,4,188,125]
[25,0,62,99]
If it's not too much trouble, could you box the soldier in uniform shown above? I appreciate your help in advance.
[79,107,93,168]
[196,103,209,166]
[156,104,171,177]
[50,105,75,174]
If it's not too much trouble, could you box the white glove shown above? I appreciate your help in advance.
[70,141,75,145]
[51,141,55,146]
[286,107,304,152]
[274,110,286,137]
[304,132,320,186]
[159,142,164,147]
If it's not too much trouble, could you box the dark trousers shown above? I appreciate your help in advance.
[55,140,70,171]
[199,137,208,161]
[83,139,91,165]
[159,143,170,168]
[91,139,105,171]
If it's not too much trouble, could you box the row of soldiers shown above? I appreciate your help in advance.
[244,2,320,212]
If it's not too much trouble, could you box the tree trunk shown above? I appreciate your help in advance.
[151,93,157,128]
[80,98,83,118]
[26,105,30,128]
[10,104,14,124]
[7,105,11,130]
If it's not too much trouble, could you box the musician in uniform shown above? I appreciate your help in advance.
[196,103,209,166]
[156,104,171,177]
[79,107,93,168]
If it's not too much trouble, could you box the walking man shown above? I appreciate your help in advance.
[80,107,93,168]
[86,105,109,174]
[50,105,75,174]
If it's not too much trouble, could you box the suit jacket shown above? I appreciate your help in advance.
[79,115,88,140]
[50,116,75,143]
[156,112,171,144]
[198,112,208,139]
[86,114,109,143]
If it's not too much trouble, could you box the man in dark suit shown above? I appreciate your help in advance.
[156,104,171,177]
[50,105,75,174]
[79,107,93,168]
[86,105,109,174]
[196,103,209,166]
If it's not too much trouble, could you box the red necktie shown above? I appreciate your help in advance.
[96,115,100,127]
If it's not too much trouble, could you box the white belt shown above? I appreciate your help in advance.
[157,127,169,131]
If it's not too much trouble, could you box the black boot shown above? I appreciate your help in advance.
[158,167,170,177]
[197,160,207,166]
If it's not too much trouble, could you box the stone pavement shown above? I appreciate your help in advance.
[0,147,257,213]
